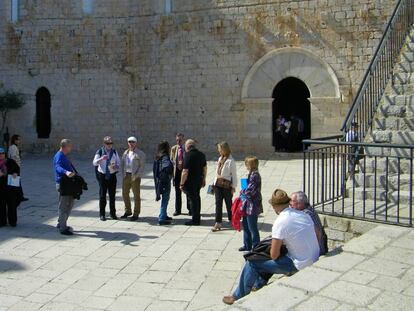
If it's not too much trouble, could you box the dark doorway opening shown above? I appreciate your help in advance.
[36,87,51,139]
[272,77,311,152]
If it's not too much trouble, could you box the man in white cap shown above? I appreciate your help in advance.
[120,136,146,221]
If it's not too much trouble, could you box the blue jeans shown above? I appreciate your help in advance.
[159,184,171,221]
[233,256,297,300]
[243,215,260,250]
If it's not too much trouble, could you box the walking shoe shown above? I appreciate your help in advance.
[211,223,222,232]
[110,214,118,220]
[173,212,181,216]
[56,224,73,232]
[9,223,16,227]
[158,220,172,226]
[100,216,106,221]
[238,246,248,252]
[21,197,29,202]
[130,216,139,221]
[60,229,74,236]
[222,296,236,305]
[166,216,173,221]
[120,213,132,219]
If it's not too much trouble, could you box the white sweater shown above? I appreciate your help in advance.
[214,155,238,188]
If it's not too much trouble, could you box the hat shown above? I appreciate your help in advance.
[103,136,113,144]
[127,136,137,143]
[0,147,5,154]
[269,189,290,207]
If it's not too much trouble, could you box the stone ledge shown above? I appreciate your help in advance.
[226,224,413,311]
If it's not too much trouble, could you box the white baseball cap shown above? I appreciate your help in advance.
[127,136,138,143]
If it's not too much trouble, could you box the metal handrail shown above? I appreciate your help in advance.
[341,0,414,139]
[303,139,414,150]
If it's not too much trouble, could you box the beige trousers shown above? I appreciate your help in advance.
[122,174,141,216]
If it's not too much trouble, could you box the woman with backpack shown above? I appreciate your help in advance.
[93,136,120,221]
[153,141,174,225]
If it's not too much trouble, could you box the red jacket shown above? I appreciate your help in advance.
[231,197,245,231]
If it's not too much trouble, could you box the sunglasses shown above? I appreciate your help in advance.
[105,142,113,145]
[128,141,136,144]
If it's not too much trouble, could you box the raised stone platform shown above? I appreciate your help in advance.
[227,225,414,311]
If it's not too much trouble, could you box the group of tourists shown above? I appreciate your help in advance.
[1,132,329,304]
[274,114,305,152]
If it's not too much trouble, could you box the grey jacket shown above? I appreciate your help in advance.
[120,148,146,181]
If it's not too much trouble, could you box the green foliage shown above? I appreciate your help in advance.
[0,90,27,134]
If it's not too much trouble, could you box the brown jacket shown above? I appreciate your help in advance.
[170,144,184,176]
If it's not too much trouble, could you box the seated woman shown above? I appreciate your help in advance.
[223,189,320,305]
[0,147,22,227]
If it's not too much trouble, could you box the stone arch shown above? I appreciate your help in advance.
[241,47,340,102]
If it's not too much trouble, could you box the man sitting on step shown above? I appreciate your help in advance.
[222,189,320,305]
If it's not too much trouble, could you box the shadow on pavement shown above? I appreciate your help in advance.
[75,230,158,246]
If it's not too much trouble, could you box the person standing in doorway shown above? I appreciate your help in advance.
[8,134,28,201]
[170,133,190,216]
[153,141,174,225]
[180,139,207,226]
[53,139,76,236]
[93,136,120,221]
[120,136,146,221]
[212,142,237,232]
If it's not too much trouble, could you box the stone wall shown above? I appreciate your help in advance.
[320,214,377,250]
[0,0,397,155]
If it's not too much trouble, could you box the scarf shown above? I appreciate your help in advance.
[217,156,228,176]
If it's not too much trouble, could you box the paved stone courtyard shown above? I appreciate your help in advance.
[0,155,304,311]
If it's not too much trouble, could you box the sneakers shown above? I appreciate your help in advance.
[130,216,139,221]
[238,246,248,252]
[158,219,172,226]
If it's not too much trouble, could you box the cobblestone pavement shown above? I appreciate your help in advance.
[0,155,304,311]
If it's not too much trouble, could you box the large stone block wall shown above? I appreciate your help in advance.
[0,0,397,155]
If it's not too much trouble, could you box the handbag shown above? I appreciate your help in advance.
[215,177,232,189]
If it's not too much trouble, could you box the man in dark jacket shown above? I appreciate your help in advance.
[180,139,207,226]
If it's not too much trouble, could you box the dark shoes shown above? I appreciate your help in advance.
[110,214,118,220]
[158,220,172,226]
[9,223,16,227]
[60,229,74,236]
[166,216,173,221]
[173,212,181,216]
[130,216,139,221]
[120,213,132,219]
[21,197,29,202]
[185,221,200,226]
[100,216,106,221]
[238,246,248,252]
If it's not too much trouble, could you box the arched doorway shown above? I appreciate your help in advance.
[272,77,311,152]
[36,87,51,139]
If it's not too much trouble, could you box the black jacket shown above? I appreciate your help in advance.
[60,174,88,200]
[153,154,173,201]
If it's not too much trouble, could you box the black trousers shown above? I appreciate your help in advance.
[97,173,117,217]
[187,186,201,224]
[174,169,190,214]
[0,190,18,226]
[215,186,233,223]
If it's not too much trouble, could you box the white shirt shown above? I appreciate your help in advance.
[214,155,238,188]
[8,144,21,167]
[125,151,135,173]
[272,207,319,270]
[92,148,121,174]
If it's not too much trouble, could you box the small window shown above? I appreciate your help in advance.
[165,0,172,15]
[11,0,19,22]
[82,0,93,15]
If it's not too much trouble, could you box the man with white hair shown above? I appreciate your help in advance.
[290,191,327,255]
[180,139,207,226]
[120,136,146,221]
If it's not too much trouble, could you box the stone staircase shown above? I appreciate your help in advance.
[350,28,414,205]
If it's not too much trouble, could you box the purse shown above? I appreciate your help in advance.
[215,177,232,189]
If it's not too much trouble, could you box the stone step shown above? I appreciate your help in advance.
[373,117,414,131]
[351,187,412,203]
[359,157,412,174]
[353,173,412,191]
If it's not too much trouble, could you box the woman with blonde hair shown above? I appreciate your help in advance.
[239,156,262,251]
[212,142,238,232]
